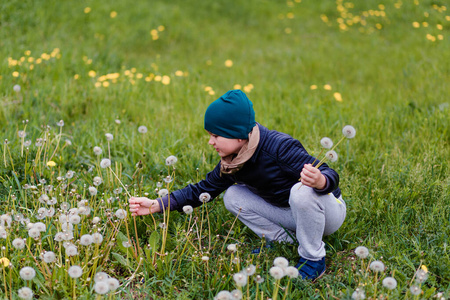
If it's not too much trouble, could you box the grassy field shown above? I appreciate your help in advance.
[0,0,449,299]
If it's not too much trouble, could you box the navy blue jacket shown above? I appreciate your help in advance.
[159,124,341,212]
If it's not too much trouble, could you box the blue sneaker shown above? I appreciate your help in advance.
[295,257,326,280]
[251,242,274,254]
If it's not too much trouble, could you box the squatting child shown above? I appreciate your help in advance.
[128,89,346,280]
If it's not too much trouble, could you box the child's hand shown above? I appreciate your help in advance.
[128,197,161,216]
[300,164,327,189]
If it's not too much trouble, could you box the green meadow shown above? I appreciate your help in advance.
[0,0,449,298]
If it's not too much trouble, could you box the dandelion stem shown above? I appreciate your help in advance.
[221,208,241,253]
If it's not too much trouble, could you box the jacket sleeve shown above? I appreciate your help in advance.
[276,138,339,195]
[157,162,235,212]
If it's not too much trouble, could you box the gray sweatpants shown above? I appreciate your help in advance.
[223,183,346,261]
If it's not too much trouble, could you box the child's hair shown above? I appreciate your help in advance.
[204,89,255,139]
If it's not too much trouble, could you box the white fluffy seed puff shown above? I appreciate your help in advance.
[68,265,83,279]
[100,158,111,169]
[17,287,33,300]
[19,267,36,280]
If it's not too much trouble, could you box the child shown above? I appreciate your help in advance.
[129,89,346,280]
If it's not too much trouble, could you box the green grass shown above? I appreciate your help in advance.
[0,0,449,299]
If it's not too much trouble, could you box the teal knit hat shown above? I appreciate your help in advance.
[204,90,255,139]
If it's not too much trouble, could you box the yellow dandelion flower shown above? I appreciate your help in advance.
[131,68,136,73]
[0,257,10,267]
[107,73,120,80]
[287,12,294,19]
[29,65,34,70]
[154,75,162,82]
[204,86,212,92]
[437,24,443,30]
[24,50,31,56]
[333,92,343,102]
[414,0,419,5]
[102,81,110,87]
[295,0,301,2]
[88,70,96,77]
[95,82,101,88]
[233,84,242,90]
[376,23,382,30]
[378,4,385,10]
[150,29,158,36]
[47,161,56,167]
[208,90,215,95]
[86,59,92,64]
[422,22,429,27]
[162,75,170,85]
[243,85,253,93]
[145,74,154,82]
[339,23,348,30]
[74,74,79,79]
[324,84,332,90]
[424,12,429,17]
[394,2,402,9]
[320,14,329,23]
[0,76,2,80]
[310,85,318,90]
[158,25,165,31]
[412,22,420,28]
[152,35,159,41]
[285,28,292,34]
[110,11,117,18]
[380,11,386,17]
[12,71,19,77]
[175,70,184,76]
[224,60,233,67]
[421,265,428,273]
[124,70,131,76]
[20,56,25,62]
[446,16,450,21]
[28,57,34,63]
[84,7,91,13]
[437,34,444,40]
[426,34,436,41]
[136,73,143,79]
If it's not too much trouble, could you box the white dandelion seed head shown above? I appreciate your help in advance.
[244,264,256,276]
[201,256,209,262]
[12,238,26,250]
[320,137,333,149]
[68,265,83,279]
[158,222,166,229]
[23,140,31,147]
[47,197,57,205]
[115,209,127,219]
[61,222,74,232]
[342,125,356,139]
[92,232,103,244]
[199,192,211,203]
[138,125,148,134]
[66,170,75,179]
[113,187,122,195]
[230,289,243,300]
[56,120,64,127]
[351,288,366,300]
[409,285,422,296]
[38,194,50,204]
[270,266,285,280]
[62,231,74,241]
[122,241,132,248]
[93,146,103,156]
[93,176,102,186]
[17,287,33,300]
[107,278,120,291]
[65,245,78,257]
[115,119,121,124]
[233,272,248,287]
[60,202,70,211]
[94,272,110,282]
[382,277,397,290]
[227,243,237,252]
[19,267,36,280]
[69,214,81,225]
[254,275,265,283]
[54,232,65,242]
[158,189,169,198]
[214,291,232,300]
[325,150,338,162]
[88,186,98,196]
[28,227,40,239]
[26,222,34,230]
[33,222,46,232]
[415,269,429,284]
[286,266,299,278]
[273,257,289,269]
[18,130,26,138]
[0,229,7,239]
[94,281,110,294]
[182,205,193,215]
[0,214,12,227]
[42,251,56,263]
[77,206,87,215]
[80,234,93,246]
[163,176,173,183]
[13,84,21,93]
[165,155,178,166]
[105,133,113,141]
[92,217,101,224]
[369,260,385,272]
[100,158,111,169]
[65,139,72,145]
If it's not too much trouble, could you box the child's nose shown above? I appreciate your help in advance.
[208,136,214,145]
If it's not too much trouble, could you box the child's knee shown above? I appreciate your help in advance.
[223,185,242,214]
[289,184,320,210]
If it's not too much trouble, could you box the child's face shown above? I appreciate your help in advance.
[207,132,246,157]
